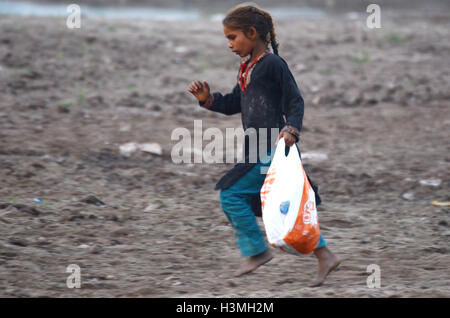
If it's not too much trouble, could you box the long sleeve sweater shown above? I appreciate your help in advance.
[199,52,305,190]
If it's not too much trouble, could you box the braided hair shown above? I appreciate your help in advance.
[222,3,279,56]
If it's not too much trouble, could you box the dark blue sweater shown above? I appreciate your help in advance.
[200,53,305,190]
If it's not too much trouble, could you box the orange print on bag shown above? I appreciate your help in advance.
[282,167,320,254]
[260,168,276,210]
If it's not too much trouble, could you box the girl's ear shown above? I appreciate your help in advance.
[247,26,258,40]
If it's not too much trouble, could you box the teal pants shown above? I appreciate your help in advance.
[219,156,327,257]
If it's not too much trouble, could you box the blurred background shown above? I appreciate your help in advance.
[1,0,450,19]
[0,0,449,297]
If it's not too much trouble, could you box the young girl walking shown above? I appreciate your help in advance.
[188,4,340,287]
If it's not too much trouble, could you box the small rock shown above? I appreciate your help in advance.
[35,236,50,246]
[8,237,28,247]
[215,225,231,232]
[81,195,105,206]
[119,142,138,156]
[89,245,103,254]
[144,203,160,212]
[78,244,90,249]
[301,152,328,162]
[150,104,162,111]
[87,278,100,284]
[419,179,441,187]
[402,192,415,201]
[111,228,130,236]
[138,143,163,156]
[31,162,46,170]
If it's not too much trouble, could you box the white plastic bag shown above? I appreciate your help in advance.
[260,138,321,255]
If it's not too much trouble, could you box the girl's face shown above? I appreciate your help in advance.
[223,25,256,58]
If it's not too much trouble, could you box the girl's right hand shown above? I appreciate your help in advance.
[188,80,210,103]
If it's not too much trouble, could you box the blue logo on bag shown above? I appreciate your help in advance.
[280,200,290,215]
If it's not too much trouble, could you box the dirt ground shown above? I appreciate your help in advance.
[0,10,449,297]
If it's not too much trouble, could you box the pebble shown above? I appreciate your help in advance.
[419,179,441,187]
[111,228,130,236]
[215,225,231,232]
[119,142,138,156]
[81,195,106,206]
[402,192,415,201]
[36,236,49,245]
[301,152,329,162]
[89,245,103,254]
[138,143,163,156]
[87,278,100,284]
[144,203,160,212]
[8,237,28,247]
[119,142,163,156]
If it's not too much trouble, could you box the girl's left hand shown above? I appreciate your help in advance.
[275,131,296,147]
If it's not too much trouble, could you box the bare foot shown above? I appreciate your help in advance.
[310,246,341,287]
[234,249,273,277]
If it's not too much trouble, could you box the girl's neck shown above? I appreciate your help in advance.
[249,42,269,63]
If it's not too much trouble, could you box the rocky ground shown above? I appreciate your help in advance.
[0,10,449,297]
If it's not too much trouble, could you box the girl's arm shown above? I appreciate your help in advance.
[189,80,241,116]
[199,83,241,116]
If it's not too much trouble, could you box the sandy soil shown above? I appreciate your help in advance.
[0,11,449,297]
